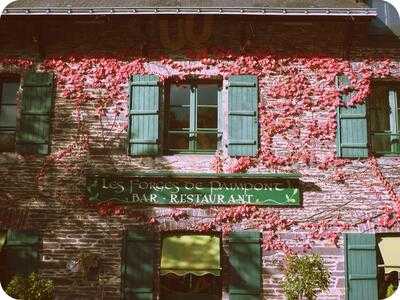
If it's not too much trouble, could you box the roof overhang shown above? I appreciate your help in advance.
[2,6,377,17]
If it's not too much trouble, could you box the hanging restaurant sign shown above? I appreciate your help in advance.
[86,173,301,206]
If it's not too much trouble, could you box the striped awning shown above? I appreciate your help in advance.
[378,236,400,274]
[160,235,220,276]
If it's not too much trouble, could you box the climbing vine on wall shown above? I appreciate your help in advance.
[1,50,400,254]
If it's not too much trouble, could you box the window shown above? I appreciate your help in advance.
[377,234,400,299]
[344,233,400,300]
[121,230,262,299]
[0,76,19,152]
[166,82,220,153]
[0,230,39,288]
[0,72,54,155]
[159,234,221,300]
[368,84,400,155]
[336,76,400,158]
[128,75,259,157]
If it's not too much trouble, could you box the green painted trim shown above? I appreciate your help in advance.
[371,153,400,156]
[128,74,161,156]
[389,89,399,154]
[335,74,368,158]
[122,230,155,300]
[344,233,378,300]
[336,106,342,157]
[88,171,301,179]
[189,84,196,152]
[167,150,216,154]
[16,71,54,155]
[370,132,400,136]
[227,75,259,157]
[0,126,16,130]
[344,233,349,300]
[228,230,262,298]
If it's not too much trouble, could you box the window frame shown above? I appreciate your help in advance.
[368,82,400,156]
[164,79,222,155]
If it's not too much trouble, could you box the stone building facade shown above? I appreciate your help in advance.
[0,1,399,299]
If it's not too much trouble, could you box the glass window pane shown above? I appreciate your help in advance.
[370,86,388,109]
[371,134,391,153]
[197,133,217,150]
[0,105,17,128]
[170,84,190,106]
[169,107,190,129]
[198,107,217,129]
[1,82,19,104]
[370,86,390,132]
[370,109,390,132]
[198,84,218,105]
[168,133,189,150]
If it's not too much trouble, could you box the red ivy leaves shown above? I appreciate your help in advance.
[211,150,225,173]
[368,156,400,228]
[168,209,189,222]
[2,52,400,254]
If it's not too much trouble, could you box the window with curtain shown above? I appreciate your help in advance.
[368,84,400,155]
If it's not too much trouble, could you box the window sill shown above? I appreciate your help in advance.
[164,151,216,155]
[371,153,400,157]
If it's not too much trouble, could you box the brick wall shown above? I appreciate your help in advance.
[0,15,399,299]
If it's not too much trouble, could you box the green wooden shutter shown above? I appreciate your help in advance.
[229,231,262,300]
[336,75,368,158]
[122,230,155,300]
[2,230,39,284]
[228,75,258,157]
[128,75,161,156]
[344,233,378,300]
[16,71,54,155]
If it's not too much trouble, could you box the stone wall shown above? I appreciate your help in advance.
[0,15,399,299]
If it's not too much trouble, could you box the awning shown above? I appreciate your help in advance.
[378,236,400,274]
[160,235,220,276]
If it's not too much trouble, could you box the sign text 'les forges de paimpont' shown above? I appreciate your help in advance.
[86,176,300,206]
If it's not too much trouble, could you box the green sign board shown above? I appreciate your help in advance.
[86,174,301,206]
